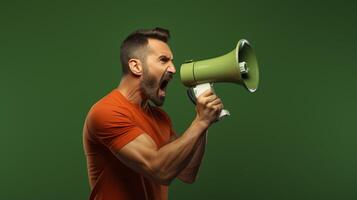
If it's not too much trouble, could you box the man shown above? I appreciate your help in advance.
[83,27,223,200]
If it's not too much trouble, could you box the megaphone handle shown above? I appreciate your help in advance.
[190,83,230,121]
[186,88,197,105]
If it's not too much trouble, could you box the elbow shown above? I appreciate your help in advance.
[149,165,175,186]
[157,178,173,186]
[141,158,174,186]
[151,167,198,185]
[154,170,175,186]
[183,178,195,184]
[142,163,169,185]
[179,175,196,184]
[150,169,197,185]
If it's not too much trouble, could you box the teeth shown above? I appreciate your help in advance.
[159,88,166,97]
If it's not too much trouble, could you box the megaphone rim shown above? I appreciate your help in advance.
[235,39,259,93]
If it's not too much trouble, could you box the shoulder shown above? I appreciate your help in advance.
[85,96,133,132]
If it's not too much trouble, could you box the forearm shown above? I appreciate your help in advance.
[151,118,208,184]
[178,131,207,183]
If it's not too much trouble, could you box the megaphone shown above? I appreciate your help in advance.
[180,39,259,120]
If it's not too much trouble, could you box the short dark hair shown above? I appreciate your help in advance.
[120,27,170,75]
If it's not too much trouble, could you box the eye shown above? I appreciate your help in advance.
[159,57,170,64]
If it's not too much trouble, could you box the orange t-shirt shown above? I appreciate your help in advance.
[83,89,175,200]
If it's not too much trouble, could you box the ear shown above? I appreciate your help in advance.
[128,58,143,76]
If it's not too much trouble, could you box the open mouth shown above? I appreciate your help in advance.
[158,79,170,97]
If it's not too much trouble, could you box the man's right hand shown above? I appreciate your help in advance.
[194,89,223,127]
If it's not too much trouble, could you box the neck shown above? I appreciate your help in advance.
[117,75,148,107]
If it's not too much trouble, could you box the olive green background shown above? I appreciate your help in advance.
[1,0,356,199]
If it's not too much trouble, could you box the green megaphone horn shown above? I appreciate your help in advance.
[180,39,259,120]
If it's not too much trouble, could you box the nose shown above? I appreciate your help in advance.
[167,63,176,74]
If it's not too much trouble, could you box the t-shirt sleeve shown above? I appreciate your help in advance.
[87,105,144,152]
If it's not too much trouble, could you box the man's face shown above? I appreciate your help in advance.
[140,39,176,107]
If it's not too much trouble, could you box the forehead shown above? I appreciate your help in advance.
[147,39,173,58]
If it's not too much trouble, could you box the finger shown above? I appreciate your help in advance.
[206,98,222,107]
[212,104,223,114]
[218,103,224,112]
[200,89,214,97]
[205,95,218,104]
[198,94,217,105]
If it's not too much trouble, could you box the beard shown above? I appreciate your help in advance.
[140,64,171,107]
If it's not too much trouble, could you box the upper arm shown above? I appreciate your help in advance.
[115,133,165,183]
[88,105,175,184]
